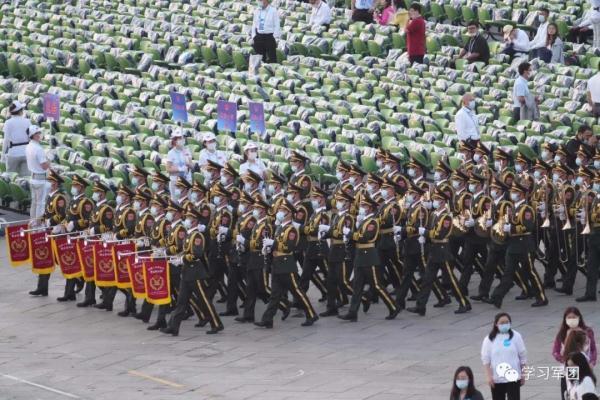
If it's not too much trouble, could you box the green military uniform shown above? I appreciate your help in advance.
[207,183,235,301]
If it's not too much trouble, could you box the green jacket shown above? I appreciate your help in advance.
[272,222,300,274]
[352,215,380,268]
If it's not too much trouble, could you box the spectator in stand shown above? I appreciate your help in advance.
[456,21,490,64]
[565,352,597,400]
[309,0,331,29]
[2,100,31,176]
[374,0,395,26]
[569,10,594,44]
[450,366,484,400]
[501,25,530,58]
[455,93,480,146]
[405,3,426,64]
[351,0,374,24]
[538,23,564,64]
[587,66,600,118]
[588,0,600,48]
[528,8,550,59]
[566,126,594,162]
[391,1,409,28]
[251,0,281,64]
[513,62,538,122]
[198,132,227,167]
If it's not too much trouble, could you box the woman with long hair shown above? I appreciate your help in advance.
[450,366,484,400]
[565,352,597,399]
[544,23,564,63]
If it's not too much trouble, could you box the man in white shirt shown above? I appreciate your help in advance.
[513,62,532,122]
[587,69,600,118]
[501,25,530,58]
[2,100,31,176]
[25,125,50,224]
[309,0,332,28]
[454,93,480,145]
[528,8,550,59]
[198,132,227,168]
[251,0,281,63]
[166,130,193,199]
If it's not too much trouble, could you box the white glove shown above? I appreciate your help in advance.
[418,236,426,244]
[101,232,109,241]
[423,201,432,210]
[292,222,300,230]
[559,213,566,221]
[45,219,51,227]
[236,234,245,245]
[198,224,206,232]
[261,245,272,255]
[263,238,274,247]
[144,238,150,247]
[342,227,351,236]
[503,224,511,233]
[464,218,475,227]
[218,226,228,235]
[170,256,183,266]
[51,225,63,234]
[579,211,586,225]
[393,225,402,234]
[418,227,426,236]
[89,227,95,235]
[318,224,330,233]
[537,202,546,212]
[67,221,75,232]
[485,219,493,228]
[557,205,565,214]
[136,238,145,247]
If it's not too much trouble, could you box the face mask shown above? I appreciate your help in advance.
[566,317,580,329]
[468,100,476,110]
[541,150,549,160]
[183,219,192,229]
[595,161,600,169]
[383,164,391,173]
[498,323,511,334]
[165,211,174,222]
[358,207,367,216]
[510,192,519,202]
[247,151,257,161]
[433,172,442,182]
[490,189,499,199]
[150,206,158,217]
[252,209,261,219]
[291,164,299,173]
[244,183,254,192]
[133,201,141,211]
[336,201,346,211]
[190,192,199,202]
[576,158,583,166]
[538,15,546,23]
[381,189,393,200]
[432,200,441,209]
[455,379,469,390]
[131,177,139,186]
[576,176,584,186]
[212,196,221,206]
[407,168,416,178]
[552,173,560,184]
[275,210,286,222]
[554,155,561,163]
[286,194,295,203]
[494,161,502,170]
[468,183,477,193]
[203,171,213,182]
[173,188,182,199]
[92,192,100,202]
[349,176,358,186]
[456,153,466,161]
[376,160,383,168]
[336,171,344,181]
[206,142,216,151]
[151,182,160,191]
[367,184,377,193]
[219,176,230,186]
[594,183,600,193]
[176,139,185,148]
[116,195,123,206]
[405,194,415,205]
[71,187,79,196]
[533,170,542,179]
[239,204,248,214]
[267,184,276,195]
[311,199,320,209]
[451,180,461,189]
[473,154,481,163]
[515,164,523,173]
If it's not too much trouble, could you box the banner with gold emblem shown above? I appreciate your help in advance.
[6,224,30,267]
[53,236,83,278]
[29,231,54,274]
[93,243,116,287]
[142,259,170,305]
[112,242,134,289]
[76,239,95,281]
[127,257,146,299]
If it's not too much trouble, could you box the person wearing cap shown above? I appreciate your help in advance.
[172,177,192,207]
[151,170,170,201]
[487,182,548,308]
[455,93,480,146]
[288,151,313,197]
[406,157,427,187]
[241,170,263,198]
[2,100,31,176]
[501,25,530,58]
[198,132,226,168]
[129,165,150,191]
[255,199,319,328]
[240,142,267,181]
[338,195,399,322]
[383,153,409,196]
[161,208,224,335]
[25,125,51,224]
[266,170,287,215]
[575,145,594,170]
[377,179,403,294]
[251,0,281,64]
[29,170,67,298]
[493,149,516,187]
[202,159,223,191]
[514,152,531,178]
[578,173,600,302]
[434,158,452,185]
[407,188,471,316]
[166,130,193,197]
[540,142,557,165]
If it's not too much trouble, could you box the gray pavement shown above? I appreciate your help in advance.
[0,231,596,399]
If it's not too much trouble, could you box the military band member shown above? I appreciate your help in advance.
[221,162,241,208]
[575,145,593,169]
[376,178,403,293]
[241,170,263,198]
[266,170,286,216]
[30,170,67,297]
[129,165,150,192]
[493,148,515,187]
[407,188,471,315]
[455,141,475,171]
[131,189,154,321]
[578,173,600,302]
[203,159,223,192]
[150,170,170,201]
[255,199,318,328]
[339,195,399,322]
[172,176,192,207]
[288,151,312,197]
[553,163,578,295]
[383,152,409,196]
[207,184,235,302]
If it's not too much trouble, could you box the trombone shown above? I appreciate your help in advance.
[576,190,593,268]
[19,225,48,237]
[0,217,42,227]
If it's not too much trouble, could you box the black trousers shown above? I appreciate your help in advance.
[561,230,578,291]
[253,33,277,63]
[395,252,442,307]
[300,257,328,297]
[262,273,315,323]
[63,278,77,297]
[348,266,396,316]
[84,281,96,302]
[458,241,488,294]
[542,229,562,285]
[225,263,246,313]
[478,245,506,297]
[208,257,228,300]
[491,381,520,400]
[409,55,424,64]
[243,268,274,320]
[512,107,521,122]
[325,261,344,311]
[352,9,373,23]
[169,279,222,333]
[379,248,403,289]
[492,252,546,302]
[416,260,468,309]
[36,274,50,292]
[568,27,593,44]
[584,238,600,298]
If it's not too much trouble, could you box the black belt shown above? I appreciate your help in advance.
[9,141,28,148]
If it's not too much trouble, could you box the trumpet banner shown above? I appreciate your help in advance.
[29,231,54,274]
[142,259,171,305]
[112,242,134,289]
[6,224,30,267]
[53,236,83,279]
[127,257,146,300]
[93,242,116,287]
[76,239,95,281]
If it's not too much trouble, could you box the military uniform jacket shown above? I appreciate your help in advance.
[506,201,536,254]
[67,194,94,231]
[293,200,313,252]
[44,190,67,226]
[231,212,256,267]
[208,206,235,260]
[352,215,380,268]
[150,215,170,248]
[167,221,187,256]
[182,228,209,281]
[467,192,492,245]
[489,198,511,250]
[386,171,409,195]
[115,204,137,239]
[323,211,353,263]
[377,198,400,251]
[134,209,155,249]
[403,201,428,256]
[271,222,300,274]
[289,170,312,197]
[303,207,330,260]
[426,208,453,263]
[248,217,274,271]
[91,201,115,233]
[589,194,600,245]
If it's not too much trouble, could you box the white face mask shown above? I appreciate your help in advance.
[376,160,383,168]
[206,142,216,151]
[336,171,344,181]
[554,155,561,163]
[151,182,160,191]
[336,201,346,211]
[451,180,461,189]
[510,192,519,202]
[239,204,248,213]
[381,189,393,200]
[576,176,584,186]
[173,188,182,199]
[533,170,542,179]
[116,195,124,205]
[405,194,415,205]
[291,164,299,173]
[358,207,367,216]
[490,189,499,199]
[566,317,580,329]
[286,194,295,203]
[203,171,213,182]
[473,154,481,163]
[456,153,466,161]
[92,192,101,202]
[150,206,159,216]
[131,176,139,186]
[133,201,141,211]
[538,14,546,23]
[247,151,257,161]
[267,184,276,195]
[455,379,469,390]
[468,100,476,110]
[515,164,523,173]
[252,209,261,219]
[576,158,583,166]
[165,211,174,222]
[71,187,80,196]
[595,183,600,193]
[433,172,442,182]
[552,173,560,184]
[213,196,221,205]
[190,192,199,202]
[595,160,600,169]
[407,168,416,177]
[367,183,377,193]
[349,176,358,186]
[183,219,192,229]
[244,183,254,192]
[494,161,502,170]
[276,210,286,222]
[468,183,477,193]
[383,164,391,173]
[541,150,549,160]
[311,199,320,209]
[220,175,229,186]
[432,200,441,209]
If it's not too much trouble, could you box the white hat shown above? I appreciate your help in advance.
[10,100,25,113]
[171,129,184,139]
[27,125,41,138]
[203,132,216,142]
[244,142,258,152]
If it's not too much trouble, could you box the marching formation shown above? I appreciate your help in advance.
[14,128,600,336]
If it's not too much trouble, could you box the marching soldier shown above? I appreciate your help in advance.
[338,195,399,322]
[553,163,578,295]
[131,189,155,322]
[578,173,600,302]
[288,151,312,197]
[407,188,471,315]
[493,148,515,186]
[202,160,223,193]
[241,170,263,198]
[172,177,192,207]
[129,165,150,192]
[207,184,235,302]
[255,199,318,328]
[150,170,170,201]
[383,152,409,196]
[30,170,67,297]
[221,162,241,208]
[376,179,403,293]
[266,170,286,216]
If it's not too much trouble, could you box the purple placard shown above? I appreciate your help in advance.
[217,100,237,133]
[248,102,265,135]
[170,91,188,123]
[43,93,60,121]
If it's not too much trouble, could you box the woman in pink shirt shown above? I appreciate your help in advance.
[374,0,395,25]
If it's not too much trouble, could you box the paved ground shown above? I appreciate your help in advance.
[0,217,596,399]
